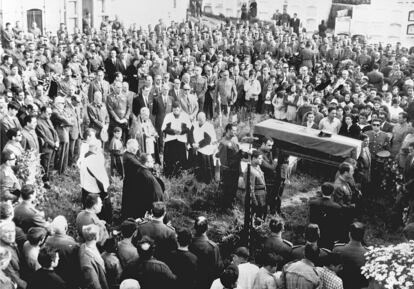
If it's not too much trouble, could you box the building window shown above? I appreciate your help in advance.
[173,0,177,8]
[408,24,414,35]
[409,10,414,21]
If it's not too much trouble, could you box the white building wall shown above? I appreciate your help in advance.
[108,0,189,28]
[202,0,331,32]
[350,0,414,46]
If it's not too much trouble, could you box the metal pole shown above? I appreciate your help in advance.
[244,162,252,248]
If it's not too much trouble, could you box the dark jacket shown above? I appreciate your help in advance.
[339,123,361,139]
[132,219,177,263]
[44,234,80,289]
[122,257,176,289]
[79,244,109,289]
[263,233,293,266]
[333,242,369,289]
[122,152,164,219]
[35,116,59,152]
[167,249,198,289]
[27,268,66,289]
[13,202,48,233]
[189,235,223,289]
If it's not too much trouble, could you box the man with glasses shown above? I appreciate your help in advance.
[0,150,21,202]
[366,118,390,162]
[180,84,199,122]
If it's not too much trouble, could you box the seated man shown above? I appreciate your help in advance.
[13,184,50,233]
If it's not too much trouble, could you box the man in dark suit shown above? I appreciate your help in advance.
[169,78,182,102]
[21,115,39,153]
[132,202,176,263]
[87,69,111,103]
[36,106,59,186]
[290,13,301,35]
[190,216,223,289]
[367,64,384,91]
[404,142,414,184]
[45,216,80,289]
[291,224,331,266]
[116,51,128,79]
[262,218,292,266]
[13,185,50,233]
[133,86,154,117]
[153,83,173,151]
[378,111,393,133]
[104,49,119,83]
[309,182,342,249]
[333,222,369,289]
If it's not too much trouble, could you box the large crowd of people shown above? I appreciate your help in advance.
[1,5,414,289]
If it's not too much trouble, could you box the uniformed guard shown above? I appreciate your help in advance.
[259,136,278,215]
[332,222,369,289]
[262,217,292,266]
[132,202,177,264]
[291,224,331,266]
[189,216,223,289]
[365,118,390,181]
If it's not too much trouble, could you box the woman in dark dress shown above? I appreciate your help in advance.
[339,114,361,139]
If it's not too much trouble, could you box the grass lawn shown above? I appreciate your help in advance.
[39,113,405,261]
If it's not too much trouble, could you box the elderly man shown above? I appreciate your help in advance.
[0,220,27,289]
[107,81,132,143]
[130,107,159,161]
[180,83,199,121]
[45,216,79,289]
[122,139,144,219]
[191,112,217,183]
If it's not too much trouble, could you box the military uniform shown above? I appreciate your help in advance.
[263,233,293,266]
[333,242,369,289]
[132,219,177,263]
[291,244,331,266]
[189,234,223,289]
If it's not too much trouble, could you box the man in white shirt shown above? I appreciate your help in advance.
[161,101,191,177]
[318,106,342,134]
[232,247,259,289]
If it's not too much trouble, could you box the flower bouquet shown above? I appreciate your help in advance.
[14,150,47,205]
[362,241,414,289]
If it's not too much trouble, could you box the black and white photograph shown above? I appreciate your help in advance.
[0,0,414,289]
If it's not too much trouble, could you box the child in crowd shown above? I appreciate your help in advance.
[109,126,124,178]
